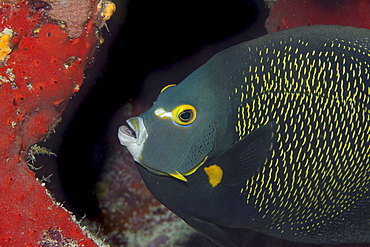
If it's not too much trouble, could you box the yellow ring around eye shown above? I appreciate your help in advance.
[172,104,197,126]
[160,84,176,93]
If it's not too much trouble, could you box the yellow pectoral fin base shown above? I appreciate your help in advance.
[169,171,188,182]
[204,164,223,187]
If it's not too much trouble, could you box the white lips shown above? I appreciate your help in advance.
[118,117,148,163]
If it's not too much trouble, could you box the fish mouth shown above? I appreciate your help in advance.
[118,117,148,162]
[119,125,136,138]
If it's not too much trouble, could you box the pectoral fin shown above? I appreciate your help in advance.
[211,122,276,187]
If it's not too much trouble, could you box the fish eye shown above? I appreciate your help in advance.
[160,84,176,93]
[172,104,197,126]
[179,110,193,122]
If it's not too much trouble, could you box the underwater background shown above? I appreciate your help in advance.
[29,0,370,246]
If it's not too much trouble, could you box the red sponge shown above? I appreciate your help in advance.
[0,0,114,245]
[266,0,370,33]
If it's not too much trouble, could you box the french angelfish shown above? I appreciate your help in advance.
[118,25,370,246]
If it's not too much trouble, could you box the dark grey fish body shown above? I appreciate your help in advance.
[118,25,370,246]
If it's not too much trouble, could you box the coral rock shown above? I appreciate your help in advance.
[266,0,370,33]
[0,0,114,245]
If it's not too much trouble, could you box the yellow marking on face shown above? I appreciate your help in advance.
[154,108,166,117]
[172,104,197,126]
[160,84,176,93]
[183,156,208,176]
[204,164,223,187]
[169,171,188,182]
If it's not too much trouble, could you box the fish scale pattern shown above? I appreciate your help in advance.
[233,34,370,239]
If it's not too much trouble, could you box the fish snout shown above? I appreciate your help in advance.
[118,117,148,162]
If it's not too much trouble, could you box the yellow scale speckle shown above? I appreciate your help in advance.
[236,38,370,235]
